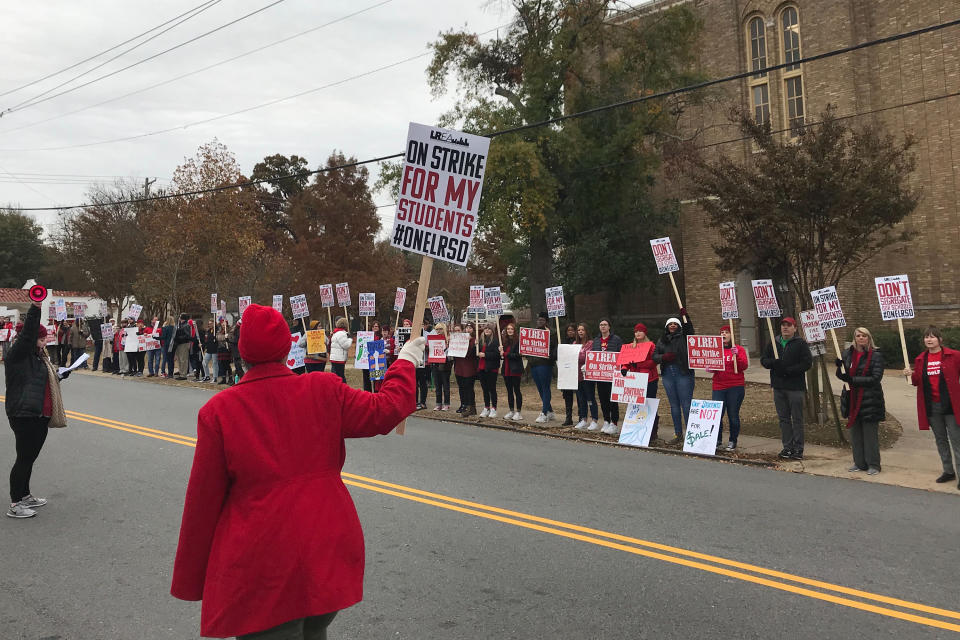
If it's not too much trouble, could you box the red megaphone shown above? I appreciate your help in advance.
[28,285,47,302]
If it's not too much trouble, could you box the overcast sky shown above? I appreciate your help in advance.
[0,0,509,231]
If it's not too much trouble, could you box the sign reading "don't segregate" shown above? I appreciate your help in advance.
[391,123,491,267]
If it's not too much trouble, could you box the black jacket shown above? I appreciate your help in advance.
[201,328,218,353]
[836,347,886,422]
[761,335,813,390]
[591,334,624,353]
[526,327,557,368]
[479,336,501,371]
[653,316,695,372]
[4,305,49,418]
[500,341,524,376]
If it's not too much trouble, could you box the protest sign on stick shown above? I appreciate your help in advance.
[289,294,309,322]
[127,304,142,321]
[719,281,739,372]
[751,279,781,358]
[875,274,914,377]
[650,237,687,322]
[335,282,351,327]
[210,294,218,314]
[546,285,565,342]
[686,335,724,370]
[394,287,406,328]
[484,286,503,316]
[519,327,550,358]
[800,309,827,356]
[427,296,451,324]
[810,286,846,360]
[682,399,724,456]
[239,296,252,318]
[390,122,490,433]
[272,295,283,313]
[359,293,376,330]
[468,284,484,336]
[319,284,335,330]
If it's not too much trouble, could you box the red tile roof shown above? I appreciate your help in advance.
[0,288,32,303]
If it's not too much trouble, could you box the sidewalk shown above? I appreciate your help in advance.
[729,365,956,494]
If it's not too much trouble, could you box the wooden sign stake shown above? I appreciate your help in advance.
[897,318,910,381]
[667,272,688,323]
[365,316,369,332]
[729,317,738,374]
[326,307,333,333]
[555,315,562,344]
[766,317,779,359]
[829,328,843,365]
[397,257,434,436]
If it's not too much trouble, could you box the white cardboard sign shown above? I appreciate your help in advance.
[354,330,374,370]
[800,309,826,343]
[875,274,914,321]
[272,295,283,313]
[210,293,218,314]
[610,371,649,404]
[618,399,661,448]
[359,293,376,317]
[239,296,252,317]
[428,296,451,323]
[286,333,305,369]
[557,344,580,390]
[682,399,723,456]
[394,287,407,313]
[650,237,679,274]
[319,284,335,308]
[447,332,470,358]
[719,281,739,320]
[546,286,565,318]
[810,286,846,330]
[751,279,780,318]
[290,294,309,320]
[484,287,503,315]
[468,285,485,314]
[336,283,351,307]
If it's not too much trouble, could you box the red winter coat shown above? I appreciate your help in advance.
[708,345,749,390]
[911,347,960,430]
[171,360,416,637]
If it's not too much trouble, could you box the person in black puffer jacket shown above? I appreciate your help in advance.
[5,302,71,518]
[653,309,695,443]
[590,319,624,435]
[835,327,885,475]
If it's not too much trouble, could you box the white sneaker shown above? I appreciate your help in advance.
[587,420,600,431]
[6,503,36,518]
[535,413,547,423]
[488,409,497,419]
[479,408,490,418]
[601,422,617,435]
[442,405,450,411]
[574,420,587,430]
[511,412,523,422]
[432,405,442,411]
[19,495,46,509]
[546,411,556,421]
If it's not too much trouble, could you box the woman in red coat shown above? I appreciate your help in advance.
[905,326,960,487]
[171,304,424,638]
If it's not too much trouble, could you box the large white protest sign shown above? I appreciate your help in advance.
[354,330,374,370]
[319,284,335,308]
[800,309,826,343]
[55,299,67,321]
[428,296,451,323]
[610,371,648,404]
[101,323,114,341]
[239,296,252,317]
[650,237,680,274]
[557,344,580,390]
[546,286,565,318]
[210,294,218,314]
[751,279,780,318]
[875,275,914,321]
[683,399,723,456]
[73,302,87,318]
[289,294,309,320]
[272,295,283,313]
[468,285,485,314]
[390,122,491,267]
[484,287,503,315]
[286,333,305,370]
[686,335,724,370]
[447,332,470,358]
[127,304,143,321]
[123,327,139,353]
[394,287,407,312]
[359,293,376,317]
[619,399,660,448]
[336,283,351,307]
[810,286,846,330]
[719,281,739,319]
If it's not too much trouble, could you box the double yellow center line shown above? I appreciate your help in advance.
[8,398,960,633]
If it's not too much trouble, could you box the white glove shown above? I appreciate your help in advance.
[398,337,427,367]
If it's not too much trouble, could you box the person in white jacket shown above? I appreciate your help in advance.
[329,317,352,384]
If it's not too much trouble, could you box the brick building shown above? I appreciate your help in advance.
[628,0,960,354]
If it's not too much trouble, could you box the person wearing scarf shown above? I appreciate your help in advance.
[835,327,885,475]
[5,301,70,519]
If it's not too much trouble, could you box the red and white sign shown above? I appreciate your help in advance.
[686,335,724,370]
[800,309,826,343]
[427,334,447,364]
[484,287,503,315]
[751,279,781,318]
[650,237,679,274]
[73,302,87,318]
[319,284,335,308]
[584,351,618,382]
[210,293,218,314]
[239,296,252,316]
[875,274,914,321]
[719,281,739,320]
[335,283,351,307]
[220,300,226,318]
[428,296,451,323]
[272,295,283,313]
[810,286,846,330]
[519,327,550,358]
[100,323,114,341]
[127,304,142,321]
[359,293,376,317]
[468,285,485,314]
[394,287,406,312]
[546,286,565,318]
[391,122,491,267]
[617,342,655,368]
[289,294,309,320]
[611,371,649,405]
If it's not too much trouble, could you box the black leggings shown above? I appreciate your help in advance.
[239,611,338,640]
[9,417,50,503]
[596,381,619,424]
[331,362,347,384]
[432,366,451,405]
[480,370,498,408]
[456,374,476,408]
[416,367,430,404]
[503,376,522,411]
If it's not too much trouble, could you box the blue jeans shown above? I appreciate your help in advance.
[712,386,745,444]
[531,365,553,413]
[203,351,217,380]
[576,380,598,420]
[661,365,695,436]
[162,348,175,377]
[148,349,162,375]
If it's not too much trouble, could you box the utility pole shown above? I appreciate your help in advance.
[143,177,157,199]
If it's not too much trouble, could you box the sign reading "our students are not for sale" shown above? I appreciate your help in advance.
[390,123,491,267]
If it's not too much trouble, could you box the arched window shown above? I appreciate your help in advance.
[746,16,770,126]
[780,6,804,135]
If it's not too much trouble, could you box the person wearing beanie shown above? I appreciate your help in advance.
[172,303,423,638]
[5,300,71,519]
[707,325,750,450]
[619,322,660,441]
[653,309,695,444]
[760,316,812,460]
[530,312,558,423]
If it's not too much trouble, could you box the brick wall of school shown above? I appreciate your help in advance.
[641,0,960,353]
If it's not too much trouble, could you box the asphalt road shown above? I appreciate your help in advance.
[2,370,959,639]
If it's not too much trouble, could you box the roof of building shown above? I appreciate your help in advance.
[50,290,100,298]
[0,288,33,303]
[0,288,100,303]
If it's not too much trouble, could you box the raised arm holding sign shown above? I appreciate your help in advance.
[650,237,687,323]
[719,281,739,373]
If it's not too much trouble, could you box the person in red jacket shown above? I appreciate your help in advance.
[452,323,479,417]
[620,323,660,442]
[499,323,524,421]
[905,326,960,487]
[707,325,749,451]
[171,304,424,638]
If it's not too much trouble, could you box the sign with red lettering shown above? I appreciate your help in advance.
[546,286,565,318]
[686,335,724,370]
[319,284,335,308]
[289,294,309,320]
[335,282,351,307]
[428,296,451,324]
[468,285,485,314]
[584,351,618,382]
[751,279,781,318]
[810,286,846,330]
[272,295,283,313]
[719,281,739,319]
[650,237,679,274]
[427,334,447,364]
[359,293,376,317]
[239,296,252,316]
[875,274,914,321]
[394,287,406,312]
[519,327,550,358]
[391,122,491,267]
[610,371,649,405]
[484,287,503,315]
[210,293,218,314]
[800,309,826,343]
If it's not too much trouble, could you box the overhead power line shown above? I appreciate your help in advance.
[0,0,289,118]
[0,0,219,100]
[5,16,960,212]
[0,0,396,136]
